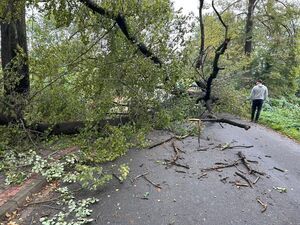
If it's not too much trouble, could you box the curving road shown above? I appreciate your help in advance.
[15,120,300,225]
[81,121,300,225]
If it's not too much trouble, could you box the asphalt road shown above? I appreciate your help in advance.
[82,122,300,225]
[14,121,300,225]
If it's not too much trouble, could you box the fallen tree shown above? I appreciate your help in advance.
[0,113,130,135]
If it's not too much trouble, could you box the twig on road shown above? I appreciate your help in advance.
[142,175,161,189]
[235,172,253,188]
[201,161,239,172]
[256,197,267,213]
[237,151,265,176]
[130,172,149,183]
[273,166,286,173]
[253,176,260,184]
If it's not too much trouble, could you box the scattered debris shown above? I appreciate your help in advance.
[164,142,190,170]
[198,173,208,180]
[188,118,202,145]
[175,170,187,174]
[148,136,175,149]
[220,176,229,184]
[273,186,287,193]
[256,197,268,213]
[235,172,253,188]
[113,173,124,184]
[197,147,209,151]
[201,161,239,172]
[130,172,149,183]
[253,176,260,184]
[265,155,272,158]
[142,175,161,189]
[232,181,249,188]
[273,167,287,173]
[237,151,265,176]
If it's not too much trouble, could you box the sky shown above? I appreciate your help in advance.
[172,0,199,15]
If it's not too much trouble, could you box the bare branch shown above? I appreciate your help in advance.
[212,0,228,38]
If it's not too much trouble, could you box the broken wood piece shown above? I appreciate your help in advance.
[234,165,246,174]
[148,136,174,149]
[164,144,190,169]
[235,182,249,187]
[220,176,229,183]
[198,173,208,179]
[235,172,253,188]
[142,175,161,189]
[197,147,209,151]
[201,161,239,172]
[188,118,202,145]
[247,159,258,164]
[237,151,265,176]
[273,166,286,173]
[174,134,190,140]
[130,172,149,183]
[253,176,260,184]
[256,198,267,213]
[230,145,253,149]
[175,170,186,173]
[172,142,185,154]
[200,118,251,130]
[171,142,180,162]
[171,162,190,169]
[113,173,124,184]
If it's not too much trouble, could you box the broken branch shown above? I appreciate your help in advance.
[142,175,161,189]
[235,172,253,188]
[201,161,239,172]
[256,198,268,213]
[237,151,265,176]
[148,136,174,149]
[201,118,250,130]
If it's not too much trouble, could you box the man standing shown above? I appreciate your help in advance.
[250,79,268,122]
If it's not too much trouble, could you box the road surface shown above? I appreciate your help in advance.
[15,121,300,225]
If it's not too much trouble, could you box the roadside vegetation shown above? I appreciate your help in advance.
[260,97,300,141]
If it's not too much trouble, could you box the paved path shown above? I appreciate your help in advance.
[84,122,300,225]
[14,121,300,225]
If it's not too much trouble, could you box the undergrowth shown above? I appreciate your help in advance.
[260,97,300,141]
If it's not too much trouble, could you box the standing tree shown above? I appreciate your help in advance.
[1,0,29,120]
[244,0,258,55]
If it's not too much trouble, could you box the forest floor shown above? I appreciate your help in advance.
[4,119,300,225]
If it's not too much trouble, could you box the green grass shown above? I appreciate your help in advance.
[260,98,300,142]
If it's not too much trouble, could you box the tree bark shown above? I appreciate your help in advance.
[1,1,29,120]
[195,0,205,69]
[1,1,29,96]
[0,113,130,135]
[244,0,257,55]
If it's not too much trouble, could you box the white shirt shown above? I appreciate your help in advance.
[250,84,268,100]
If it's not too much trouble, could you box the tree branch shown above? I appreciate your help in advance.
[78,0,162,66]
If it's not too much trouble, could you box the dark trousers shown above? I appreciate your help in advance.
[251,99,264,121]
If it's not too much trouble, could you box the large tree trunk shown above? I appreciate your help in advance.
[1,1,29,119]
[244,0,256,55]
[0,113,130,135]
